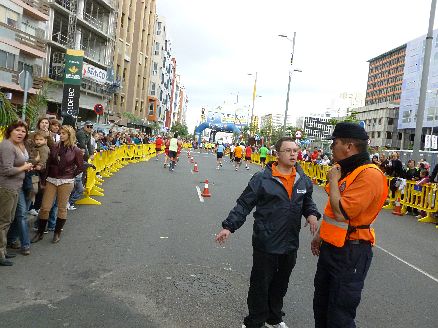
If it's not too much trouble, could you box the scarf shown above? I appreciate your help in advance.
[337,152,371,179]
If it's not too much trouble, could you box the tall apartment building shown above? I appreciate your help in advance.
[45,0,117,120]
[365,45,406,106]
[111,0,156,124]
[303,116,333,141]
[261,113,294,129]
[149,15,173,127]
[0,0,48,107]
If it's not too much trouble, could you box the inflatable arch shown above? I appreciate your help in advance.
[194,122,241,143]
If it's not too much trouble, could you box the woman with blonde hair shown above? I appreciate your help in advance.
[32,125,84,243]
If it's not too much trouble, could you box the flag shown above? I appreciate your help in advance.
[252,80,257,102]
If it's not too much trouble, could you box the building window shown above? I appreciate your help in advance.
[398,132,402,140]
[150,82,156,95]
[0,50,15,70]
[388,118,393,125]
[148,102,154,115]
[386,132,392,140]
[0,5,19,28]
[153,62,158,75]
[378,118,382,124]
[154,42,160,56]
[377,131,381,138]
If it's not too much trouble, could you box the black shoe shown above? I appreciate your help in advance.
[0,258,13,266]
[5,253,16,259]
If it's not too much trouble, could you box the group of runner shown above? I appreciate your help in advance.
[154,133,182,172]
[154,135,271,172]
[221,142,271,171]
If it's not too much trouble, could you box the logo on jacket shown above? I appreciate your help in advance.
[297,189,306,194]
[339,181,346,192]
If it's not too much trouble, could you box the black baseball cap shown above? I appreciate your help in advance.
[325,122,369,141]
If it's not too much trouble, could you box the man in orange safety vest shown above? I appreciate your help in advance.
[311,122,388,328]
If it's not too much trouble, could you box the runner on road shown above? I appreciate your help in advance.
[234,143,243,171]
[216,141,225,170]
[259,144,269,169]
[229,143,235,163]
[155,135,163,161]
[163,137,170,168]
[245,144,252,170]
[168,133,182,172]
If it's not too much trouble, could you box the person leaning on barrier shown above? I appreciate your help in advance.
[311,122,388,328]
[76,121,94,161]
[215,137,321,328]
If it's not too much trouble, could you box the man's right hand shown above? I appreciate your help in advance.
[311,232,322,256]
[215,229,231,245]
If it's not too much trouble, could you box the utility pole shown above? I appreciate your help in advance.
[413,0,437,161]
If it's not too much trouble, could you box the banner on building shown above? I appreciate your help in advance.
[425,134,432,149]
[432,135,438,149]
[82,62,107,84]
[61,49,84,116]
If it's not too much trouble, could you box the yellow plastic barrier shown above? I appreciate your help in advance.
[400,181,438,224]
[251,153,261,165]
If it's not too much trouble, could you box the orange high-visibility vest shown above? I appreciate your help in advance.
[320,164,387,247]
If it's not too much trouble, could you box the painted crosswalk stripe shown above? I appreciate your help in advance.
[195,186,204,202]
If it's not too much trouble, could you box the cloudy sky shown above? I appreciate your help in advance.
[157,0,438,130]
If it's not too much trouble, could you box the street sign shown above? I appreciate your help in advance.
[18,70,32,92]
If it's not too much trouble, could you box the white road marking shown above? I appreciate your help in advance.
[375,244,438,283]
[195,186,204,203]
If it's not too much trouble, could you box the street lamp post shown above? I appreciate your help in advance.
[279,32,301,135]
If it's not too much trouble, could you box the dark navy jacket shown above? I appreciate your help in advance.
[222,162,321,254]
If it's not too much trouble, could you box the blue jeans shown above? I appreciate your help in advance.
[7,189,30,250]
[69,173,84,204]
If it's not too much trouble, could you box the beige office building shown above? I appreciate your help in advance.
[0,0,48,107]
[110,0,156,124]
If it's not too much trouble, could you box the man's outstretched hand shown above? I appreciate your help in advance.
[215,229,231,245]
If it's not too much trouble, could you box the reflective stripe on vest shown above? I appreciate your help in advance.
[320,164,387,247]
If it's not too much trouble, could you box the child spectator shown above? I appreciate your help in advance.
[26,131,50,206]
[416,169,430,220]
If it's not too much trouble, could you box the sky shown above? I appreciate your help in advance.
[157,0,438,131]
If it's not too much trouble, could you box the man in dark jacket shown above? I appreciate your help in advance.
[75,121,94,161]
[215,137,321,328]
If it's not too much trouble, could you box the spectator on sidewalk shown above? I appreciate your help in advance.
[49,119,61,143]
[404,160,420,181]
[32,125,84,244]
[0,121,33,266]
[215,137,320,328]
[76,121,94,161]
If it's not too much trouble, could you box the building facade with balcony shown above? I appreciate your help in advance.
[45,0,117,121]
[109,0,156,125]
[148,15,173,126]
[0,0,48,108]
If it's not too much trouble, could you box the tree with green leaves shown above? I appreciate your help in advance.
[0,92,19,127]
[328,111,359,126]
[122,112,143,124]
[170,122,189,137]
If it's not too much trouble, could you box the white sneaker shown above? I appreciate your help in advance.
[217,167,220,170]
[28,209,39,216]
[265,322,289,328]
[235,167,238,171]
[67,203,77,211]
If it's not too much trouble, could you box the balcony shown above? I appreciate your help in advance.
[0,22,46,56]
[22,0,50,17]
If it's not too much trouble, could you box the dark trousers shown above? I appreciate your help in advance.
[313,241,373,328]
[244,249,297,328]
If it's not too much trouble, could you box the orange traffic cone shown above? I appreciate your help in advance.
[392,197,403,216]
[191,156,194,163]
[201,179,211,197]
[193,162,199,172]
